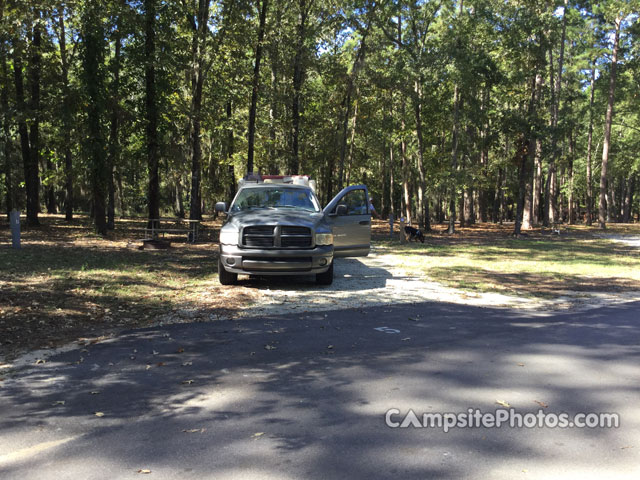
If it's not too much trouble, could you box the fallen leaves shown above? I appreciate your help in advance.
[264,345,277,350]
[181,379,194,385]
[52,400,65,406]
[495,400,511,408]
[35,359,45,365]
[252,432,265,438]
[94,412,105,417]
[182,428,206,434]
[534,400,548,408]
[137,469,152,474]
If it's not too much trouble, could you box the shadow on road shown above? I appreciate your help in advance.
[1,301,639,479]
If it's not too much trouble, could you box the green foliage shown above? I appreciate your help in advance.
[0,0,639,223]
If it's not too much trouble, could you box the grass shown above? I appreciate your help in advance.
[1,215,640,361]
[0,214,257,360]
[375,224,640,298]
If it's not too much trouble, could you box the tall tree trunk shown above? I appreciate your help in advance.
[567,126,575,224]
[28,11,42,223]
[267,3,281,174]
[413,79,428,231]
[586,63,596,226]
[447,83,460,234]
[82,5,108,234]
[45,159,56,213]
[12,39,36,225]
[226,100,235,204]
[1,44,13,218]
[599,14,621,229]
[338,16,372,191]
[532,138,542,225]
[145,0,160,225]
[622,175,635,223]
[56,10,74,221]
[545,6,567,226]
[479,87,490,223]
[493,166,502,223]
[189,0,210,220]
[107,10,123,230]
[290,0,309,175]
[515,133,532,236]
[346,95,359,185]
[247,0,269,175]
[389,141,395,217]
[400,101,410,224]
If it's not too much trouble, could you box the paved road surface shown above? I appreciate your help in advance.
[1,301,639,479]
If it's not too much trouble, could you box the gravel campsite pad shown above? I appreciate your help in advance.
[217,245,640,320]
[3,220,640,364]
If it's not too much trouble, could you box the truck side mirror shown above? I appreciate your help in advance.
[215,202,228,214]
[335,204,348,216]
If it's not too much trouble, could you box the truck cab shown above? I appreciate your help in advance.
[215,175,371,286]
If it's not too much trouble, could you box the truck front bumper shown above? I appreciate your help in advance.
[219,244,333,275]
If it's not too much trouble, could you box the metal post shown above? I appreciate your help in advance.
[10,209,21,249]
[400,217,406,244]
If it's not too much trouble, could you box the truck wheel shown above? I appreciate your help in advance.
[218,256,237,285]
[315,261,333,286]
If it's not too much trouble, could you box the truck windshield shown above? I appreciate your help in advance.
[230,187,320,212]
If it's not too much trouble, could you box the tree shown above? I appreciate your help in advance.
[598,10,623,229]
[81,2,108,234]
[247,0,269,176]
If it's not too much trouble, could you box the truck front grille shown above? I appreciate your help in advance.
[243,226,275,247]
[241,225,313,249]
[281,226,312,248]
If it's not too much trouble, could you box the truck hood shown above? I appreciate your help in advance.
[224,209,328,231]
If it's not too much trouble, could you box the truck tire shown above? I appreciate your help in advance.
[218,256,237,285]
[315,261,333,285]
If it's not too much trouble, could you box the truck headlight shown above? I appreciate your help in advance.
[219,230,239,245]
[315,233,333,245]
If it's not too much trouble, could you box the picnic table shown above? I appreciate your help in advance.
[145,218,201,243]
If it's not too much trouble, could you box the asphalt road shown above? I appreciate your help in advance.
[1,300,639,479]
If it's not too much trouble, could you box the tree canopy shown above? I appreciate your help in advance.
[1,0,639,232]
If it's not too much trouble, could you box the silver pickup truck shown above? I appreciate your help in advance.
[215,179,371,286]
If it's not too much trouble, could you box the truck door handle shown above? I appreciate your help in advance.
[359,220,370,225]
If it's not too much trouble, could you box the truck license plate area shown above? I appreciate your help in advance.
[242,257,313,271]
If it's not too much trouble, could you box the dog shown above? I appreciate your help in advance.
[404,225,425,243]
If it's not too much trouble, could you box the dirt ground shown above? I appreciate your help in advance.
[2,214,640,364]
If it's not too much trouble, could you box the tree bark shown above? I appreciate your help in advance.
[1,43,13,218]
[107,9,123,230]
[247,0,269,175]
[82,4,108,234]
[447,83,460,234]
[145,0,160,225]
[622,175,635,223]
[56,10,74,221]
[188,0,210,220]
[479,87,490,223]
[586,63,596,226]
[267,3,282,174]
[599,14,621,229]
[28,11,42,223]
[12,39,36,225]
[338,15,372,191]
[567,125,575,224]
[413,79,429,231]
[290,0,309,175]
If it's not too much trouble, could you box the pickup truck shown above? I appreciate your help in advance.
[215,176,371,286]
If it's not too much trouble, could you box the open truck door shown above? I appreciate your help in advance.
[323,185,371,257]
